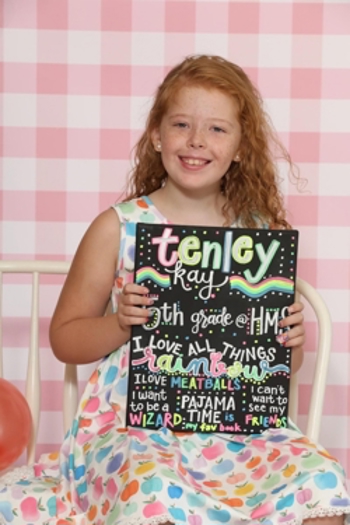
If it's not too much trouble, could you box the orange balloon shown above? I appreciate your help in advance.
[0,378,32,471]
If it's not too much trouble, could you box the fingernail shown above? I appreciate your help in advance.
[276,333,289,345]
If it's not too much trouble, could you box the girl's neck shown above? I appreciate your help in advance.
[148,184,231,227]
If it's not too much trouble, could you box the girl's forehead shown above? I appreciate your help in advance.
[163,85,240,115]
[171,84,224,100]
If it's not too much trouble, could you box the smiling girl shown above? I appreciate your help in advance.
[1,55,349,525]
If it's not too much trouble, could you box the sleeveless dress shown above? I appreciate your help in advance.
[1,196,350,525]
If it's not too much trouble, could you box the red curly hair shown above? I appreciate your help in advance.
[125,55,298,228]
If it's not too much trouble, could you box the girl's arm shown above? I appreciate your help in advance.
[277,302,305,375]
[49,209,152,365]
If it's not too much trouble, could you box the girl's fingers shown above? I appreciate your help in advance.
[120,305,153,319]
[117,285,154,330]
[123,283,149,296]
[278,300,305,347]
[117,307,152,329]
[288,337,305,349]
[120,294,153,307]
[277,333,305,348]
[119,314,150,327]
[279,311,304,329]
[287,301,304,314]
[279,301,304,327]
[276,325,305,347]
[119,286,153,308]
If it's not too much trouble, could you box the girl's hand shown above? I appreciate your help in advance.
[117,283,154,331]
[276,301,305,374]
[276,301,305,348]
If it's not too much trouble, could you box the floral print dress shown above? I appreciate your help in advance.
[1,196,350,525]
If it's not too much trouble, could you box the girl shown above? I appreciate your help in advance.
[1,55,349,525]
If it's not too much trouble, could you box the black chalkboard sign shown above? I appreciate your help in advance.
[127,223,299,434]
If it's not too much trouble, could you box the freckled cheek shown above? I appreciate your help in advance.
[161,134,183,151]
[219,145,236,162]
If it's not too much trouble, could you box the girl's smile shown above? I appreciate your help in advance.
[180,156,209,167]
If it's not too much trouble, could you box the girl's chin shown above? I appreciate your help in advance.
[166,178,222,195]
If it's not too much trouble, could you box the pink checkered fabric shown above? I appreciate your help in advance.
[1,0,349,483]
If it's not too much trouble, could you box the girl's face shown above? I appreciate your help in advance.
[151,85,242,196]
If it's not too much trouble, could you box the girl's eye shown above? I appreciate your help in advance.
[212,126,225,133]
[174,122,188,128]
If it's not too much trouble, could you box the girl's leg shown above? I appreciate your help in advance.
[303,517,344,525]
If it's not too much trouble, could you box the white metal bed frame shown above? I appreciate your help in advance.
[0,260,332,467]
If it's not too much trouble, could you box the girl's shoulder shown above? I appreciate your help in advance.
[232,215,269,230]
[111,196,159,224]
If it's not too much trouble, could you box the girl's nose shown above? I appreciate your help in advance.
[187,128,205,149]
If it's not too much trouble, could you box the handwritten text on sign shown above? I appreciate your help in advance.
[127,225,298,434]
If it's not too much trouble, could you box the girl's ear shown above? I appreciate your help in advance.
[234,137,245,162]
[151,129,161,151]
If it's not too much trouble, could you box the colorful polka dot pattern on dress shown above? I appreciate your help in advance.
[1,197,350,525]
